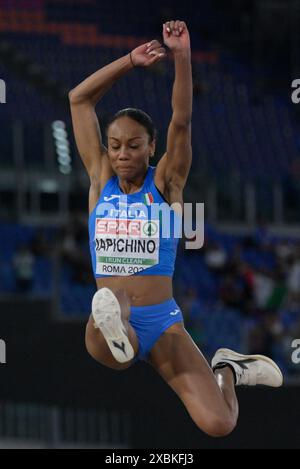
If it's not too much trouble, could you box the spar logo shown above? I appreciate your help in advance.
[96,219,142,236]
[143,221,158,236]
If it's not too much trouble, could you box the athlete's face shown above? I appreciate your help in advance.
[107,117,155,179]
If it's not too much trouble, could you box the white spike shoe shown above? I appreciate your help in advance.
[92,287,134,363]
[211,348,283,387]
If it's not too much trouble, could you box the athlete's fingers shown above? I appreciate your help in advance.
[148,51,166,64]
[166,20,176,34]
[165,21,171,33]
[147,50,166,66]
[148,47,166,56]
[179,20,186,32]
[164,19,185,36]
[163,23,169,37]
[146,39,161,53]
[169,20,175,32]
[147,39,160,47]
[174,20,181,36]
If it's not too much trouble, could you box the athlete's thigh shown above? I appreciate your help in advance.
[148,323,226,416]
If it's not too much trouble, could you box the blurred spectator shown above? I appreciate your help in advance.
[13,245,35,292]
[181,287,206,347]
[247,311,284,357]
[56,215,93,285]
[253,269,274,310]
[265,270,287,311]
[247,321,271,356]
[275,240,294,266]
[219,273,244,310]
[237,262,255,305]
[204,241,227,273]
[181,287,203,323]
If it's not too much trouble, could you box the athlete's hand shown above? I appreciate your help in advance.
[130,40,166,67]
[163,20,190,53]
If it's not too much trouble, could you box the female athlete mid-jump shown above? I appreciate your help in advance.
[69,20,283,437]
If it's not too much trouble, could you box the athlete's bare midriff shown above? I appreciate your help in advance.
[95,275,173,306]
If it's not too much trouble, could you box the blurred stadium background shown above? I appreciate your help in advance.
[0,0,300,449]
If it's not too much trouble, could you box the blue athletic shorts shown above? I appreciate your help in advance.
[129,298,184,362]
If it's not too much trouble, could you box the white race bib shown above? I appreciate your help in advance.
[94,218,160,276]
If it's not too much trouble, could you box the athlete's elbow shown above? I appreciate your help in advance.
[68,88,78,104]
[68,89,90,106]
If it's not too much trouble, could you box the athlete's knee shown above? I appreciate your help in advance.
[196,414,237,438]
[85,318,131,371]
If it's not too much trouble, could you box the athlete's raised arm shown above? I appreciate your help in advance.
[69,41,166,211]
[155,20,192,204]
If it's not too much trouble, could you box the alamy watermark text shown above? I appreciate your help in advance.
[0,79,6,103]
[291,339,300,364]
[0,339,6,364]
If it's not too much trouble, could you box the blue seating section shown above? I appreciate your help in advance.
[0,0,298,179]
[0,30,298,179]
[43,0,219,44]
[0,223,54,294]
[0,221,299,377]
[0,221,293,307]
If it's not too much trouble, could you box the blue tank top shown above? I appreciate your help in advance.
[88,166,180,278]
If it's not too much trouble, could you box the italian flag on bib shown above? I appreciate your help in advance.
[143,192,154,206]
